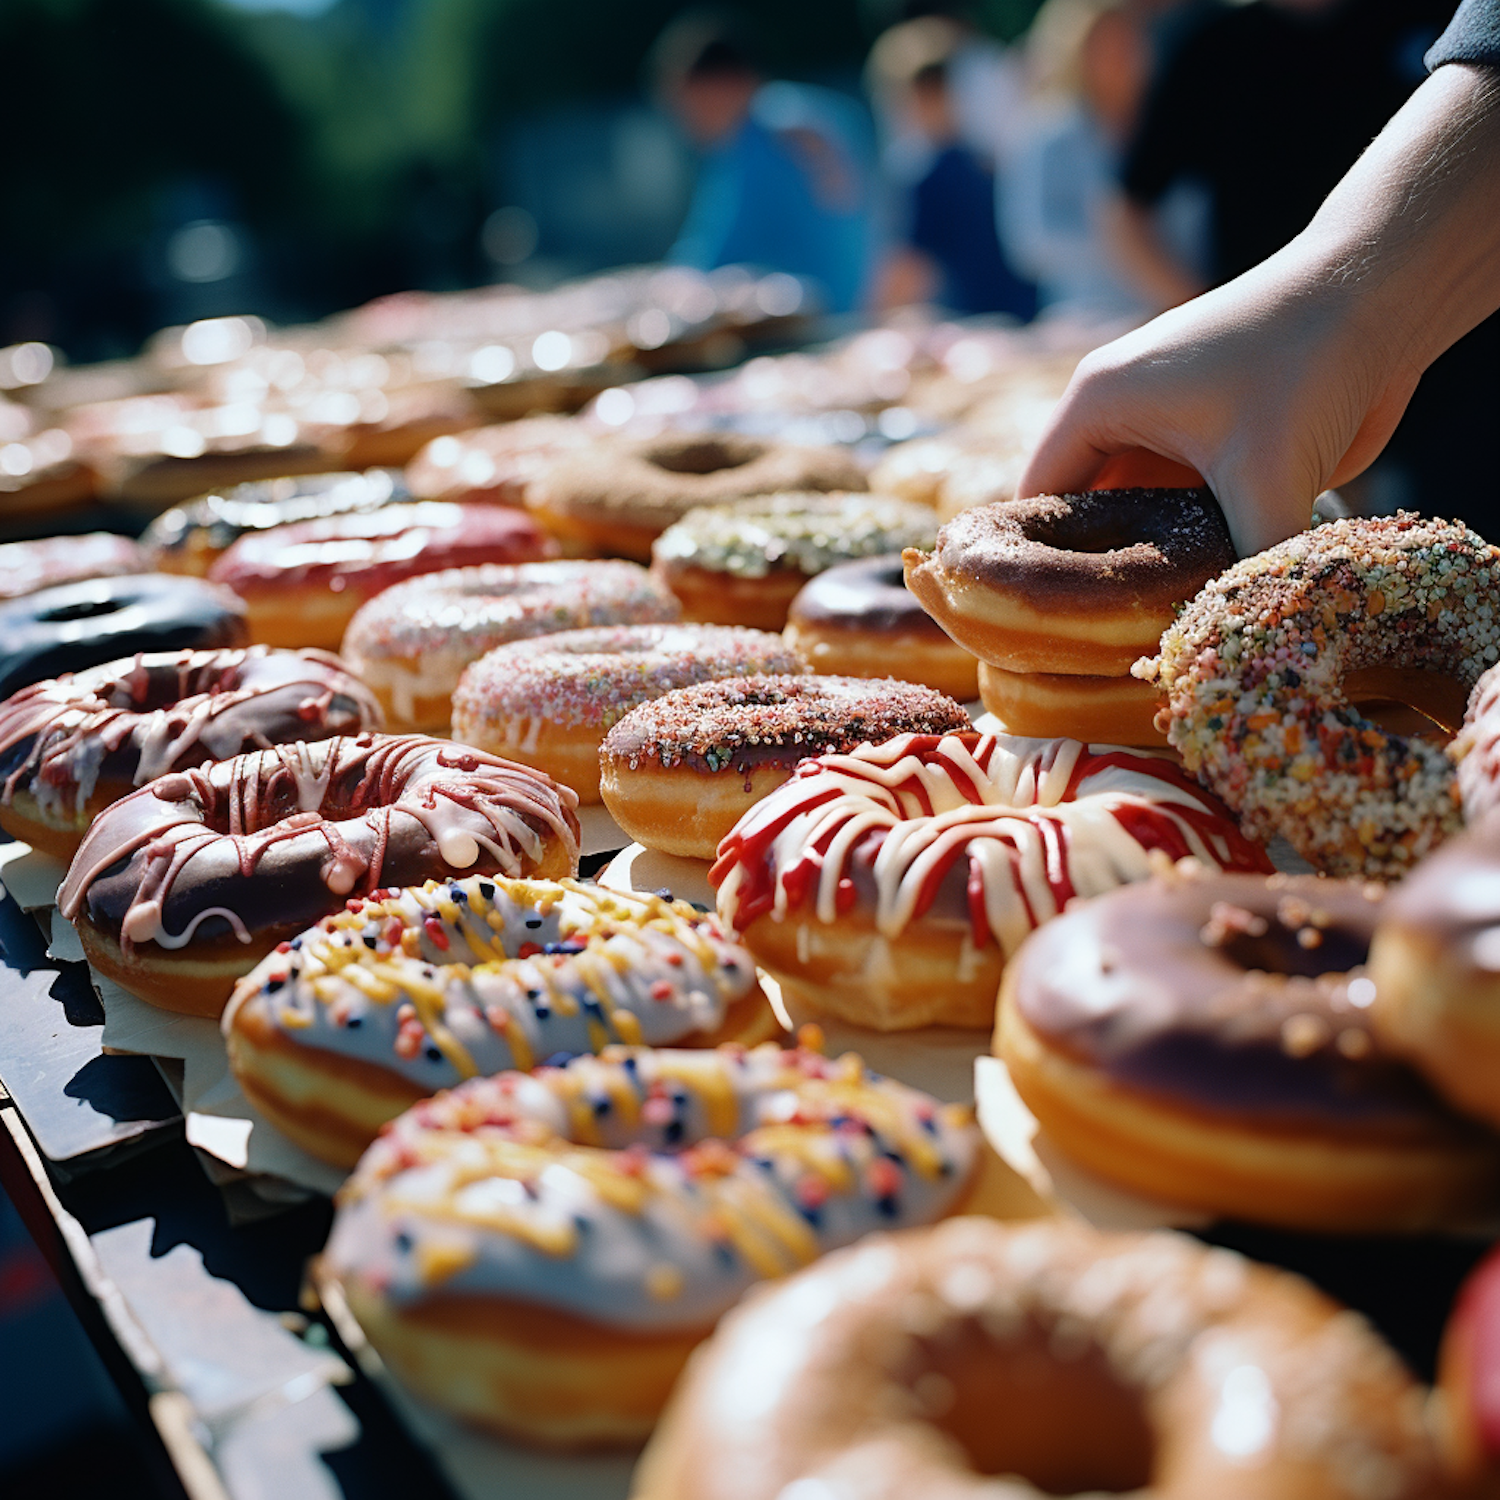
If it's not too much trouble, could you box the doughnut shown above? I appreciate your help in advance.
[0,574,248,702]
[977,661,1165,746]
[650,492,936,631]
[0,533,149,602]
[526,432,865,562]
[1437,1242,1500,1495]
[143,470,410,576]
[452,623,805,803]
[317,1040,1019,1445]
[0,647,381,862]
[223,875,780,1167]
[322,380,479,472]
[206,500,555,651]
[340,560,680,733]
[57,734,580,1018]
[637,1217,1442,1500]
[902,489,1236,674]
[710,731,1271,1031]
[997,866,1500,1231]
[405,416,593,507]
[599,676,974,861]
[1452,659,1500,822]
[785,553,979,702]
[868,431,1022,519]
[1141,513,1500,879]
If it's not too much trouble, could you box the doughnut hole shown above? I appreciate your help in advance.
[1343,665,1470,742]
[37,594,120,622]
[644,437,755,475]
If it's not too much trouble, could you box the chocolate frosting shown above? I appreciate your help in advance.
[787,553,952,640]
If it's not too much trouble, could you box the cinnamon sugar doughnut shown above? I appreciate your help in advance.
[977,661,1165,746]
[599,675,972,860]
[58,734,579,1017]
[318,1042,1018,1445]
[452,623,805,802]
[903,489,1236,674]
[0,647,381,862]
[638,1217,1442,1500]
[224,876,779,1166]
[527,432,865,562]
[341,560,680,732]
[711,732,1271,1031]
[1142,513,1500,879]
[0,533,149,602]
[785,554,979,702]
[998,867,1500,1231]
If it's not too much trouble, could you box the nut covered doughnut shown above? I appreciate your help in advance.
[452,622,805,802]
[711,732,1271,1030]
[340,559,680,731]
[0,647,381,861]
[224,875,779,1166]
[319,1041,1015,1445]
[638,1217,1442,1500]
[58,733,580,1017]
[1143,513,1500,879]
[599,675,973,860]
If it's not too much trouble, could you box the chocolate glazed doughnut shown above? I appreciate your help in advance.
[997,868,1500,1230]
[0,574,249,701]
[58,733,580,1017]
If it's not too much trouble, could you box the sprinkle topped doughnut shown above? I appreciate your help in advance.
[903,489,1236,674]
[0,533,148,602]
[1451,660,1500,822]
[0,647,382,861]
[452,622,806,802]
[340,559,680,731]
[223,875,776,1165]
[599,674,974,859]
[1142,513,1500,879]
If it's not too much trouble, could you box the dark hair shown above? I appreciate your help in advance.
[911,59,948,92]
[649,11,760,97]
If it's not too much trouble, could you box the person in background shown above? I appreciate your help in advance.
[656,17,877,316]
[867,20,1037,318]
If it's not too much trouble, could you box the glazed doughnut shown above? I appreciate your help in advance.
[318,1041,1019,1445]
[526,431,865,562]
[0,574,248,701]
[997,866,1500,1231]
[785,554,979,702]
[0,533,149,602]
[58,734,579,1017]
[650,492,936,631]
[224,875,780,1167]
[405,416,593,507]
[207,500,555,651]
[143,470,409,576]
[977,661,1165,746]
[710,732,1271,1031]
[340,560,680,732]
[0,647,381,862]
[599,675,973,861]
[1437,1241,1500,1496]
[637,1216,1442,1500]
[452,623,805,803]
[902,489,1236,674]
[1142,513,1500,879]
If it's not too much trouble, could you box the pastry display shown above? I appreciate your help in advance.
[599,675,973,860]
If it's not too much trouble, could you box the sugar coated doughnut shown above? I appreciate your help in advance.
[998,866,1500,1230]
[0,533,149,602]
[208,500,554,651]
[405,416,592,507]
[0,647,381,862]
[224,875,779,1166]
[1142,513,1500,879]
[0,574,249,701]
[340,559,680,732]
[650,491,936,630]
[711,732,1271,1030]
[319,1041,1013,1445]
[58,734,579,1017]
[637,1217,1441,1500]
[1437,1242,1500,1495]
[903,489,1236,674]
[527,431,865,562]
[977,660,1165,746]
[785,553,979,702]
[143,469,409,575]
[451,622,805,803]
[599,675,973,860]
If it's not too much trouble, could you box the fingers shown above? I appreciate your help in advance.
[1014,383,1122,499]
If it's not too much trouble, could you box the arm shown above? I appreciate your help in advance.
[1018,62,1500,556]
